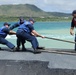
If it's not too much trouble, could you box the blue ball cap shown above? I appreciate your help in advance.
[4,22,11,26]
[29,18,35,23]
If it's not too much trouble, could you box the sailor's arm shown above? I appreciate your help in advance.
[32,30,45,38]
[9,30,16,35]
[70,27,74,35]
[9,23,19,30]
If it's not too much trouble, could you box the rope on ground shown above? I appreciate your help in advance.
[40,50,76,55]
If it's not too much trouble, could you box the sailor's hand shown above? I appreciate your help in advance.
[41,35,45,38]
[70,31,74,35]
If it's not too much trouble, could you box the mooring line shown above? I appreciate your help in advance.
[44,36,75,44]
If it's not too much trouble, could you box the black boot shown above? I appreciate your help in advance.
[15,47,20,51]
[0,47,1,50]
[37,46,45,49]
[22,47,27,51]
[33,49,41,54]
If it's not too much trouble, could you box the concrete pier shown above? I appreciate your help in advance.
[0,47,76,75]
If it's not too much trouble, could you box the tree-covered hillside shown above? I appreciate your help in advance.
[0,4,71,17]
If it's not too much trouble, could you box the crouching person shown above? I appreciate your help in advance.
[0,22,16,51]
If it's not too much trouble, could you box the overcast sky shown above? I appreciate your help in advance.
[0,0,75,13]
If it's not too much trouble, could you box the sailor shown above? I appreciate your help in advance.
[70,10,76,51]
[0,22,16,51]
[10,17,26,51]
[16,18,45,53]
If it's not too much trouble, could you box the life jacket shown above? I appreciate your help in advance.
[18,21,31,33]
[0,26,7,38]
[72,18,76,27]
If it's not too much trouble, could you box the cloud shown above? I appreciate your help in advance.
[0,0,75,13]
[34,0,70,13]
[0,0,36,5]
[39,0,76,13]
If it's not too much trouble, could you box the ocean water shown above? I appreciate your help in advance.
[0,22,75,49]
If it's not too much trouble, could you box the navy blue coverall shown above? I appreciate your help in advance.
[10,21,26,49]
[16,21,39,50]
[0,26,15,49]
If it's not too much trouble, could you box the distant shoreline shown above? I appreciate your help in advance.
[0,16,72,22]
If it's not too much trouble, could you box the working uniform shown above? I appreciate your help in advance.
[16,21,39,50]
[0,26,15,49]
[10,21,26,49]
[71,18,76,50]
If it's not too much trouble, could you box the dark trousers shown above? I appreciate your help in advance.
[16,30,39,50]
[17,38,25,48]
[0,36,15,49]
[75,34,76,50]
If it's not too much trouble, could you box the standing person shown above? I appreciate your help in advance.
[16,18,45,53]
[0,22,16,51]
[70,10,76,51]
[10,17,26,51]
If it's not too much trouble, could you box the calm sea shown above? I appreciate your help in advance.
[0,22,75,49]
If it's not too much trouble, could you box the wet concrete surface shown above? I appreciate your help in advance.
[0,47,76,75]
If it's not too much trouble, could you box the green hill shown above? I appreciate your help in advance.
[0,4,71,17]
[47,12,71,17]
[0,4,49,17]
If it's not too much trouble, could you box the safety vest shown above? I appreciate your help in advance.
[0,26,7,38]
[18,21,31,33]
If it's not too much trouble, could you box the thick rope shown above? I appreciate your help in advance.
[44,36,75,44]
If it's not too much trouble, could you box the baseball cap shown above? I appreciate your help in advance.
[19,17,24,24]
[4,22,11,26]
[29,18,35,23]
[72,10,76,15]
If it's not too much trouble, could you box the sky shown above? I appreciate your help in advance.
[0,0,76,13]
